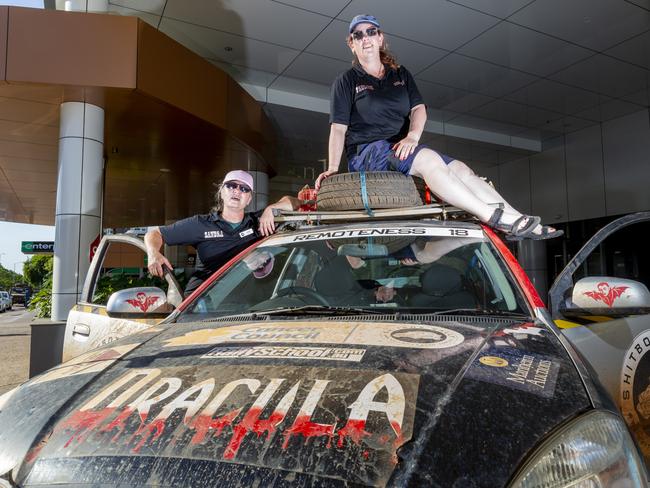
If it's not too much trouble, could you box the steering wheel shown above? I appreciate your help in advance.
[275,286,330,307]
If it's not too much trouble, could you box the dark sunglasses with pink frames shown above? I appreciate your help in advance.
[351,27,380,41]
[224,182,252,193]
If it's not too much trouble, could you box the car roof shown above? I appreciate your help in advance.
[273,203,483,232]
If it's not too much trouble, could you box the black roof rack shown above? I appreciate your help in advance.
[273,203,475,229]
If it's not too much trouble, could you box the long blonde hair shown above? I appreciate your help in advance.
[211,181,225,214]
[348,32,399,71]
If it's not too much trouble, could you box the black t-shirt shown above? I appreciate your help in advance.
[330,64,424,160]
[159,210,263,294]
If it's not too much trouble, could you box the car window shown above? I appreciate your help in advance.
[89,241,168,305]
[573,221,650,289]
[177,228,529,320]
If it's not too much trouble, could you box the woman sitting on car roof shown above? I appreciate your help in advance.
[145,170,298,296]
[315,14,562,241]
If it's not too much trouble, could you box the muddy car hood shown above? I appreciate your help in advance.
[0,317,591,487]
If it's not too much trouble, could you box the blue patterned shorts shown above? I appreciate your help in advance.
[348,140,455,174]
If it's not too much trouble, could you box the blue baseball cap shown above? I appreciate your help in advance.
[349,14,380,33]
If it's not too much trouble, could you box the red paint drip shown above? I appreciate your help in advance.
[223,407,264,460]
[100,407,137,442]
[189,409,241,445]
[56,407,115,448]
[281,414,336,449]
[223,406,288,460]
[252,410,286,441]
[336,419,370,448]
[390,421,404,465]
[132,418,166,453]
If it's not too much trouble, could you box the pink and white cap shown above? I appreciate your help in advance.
[223,170,254,191]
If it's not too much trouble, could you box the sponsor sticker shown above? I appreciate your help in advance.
[164,322,464,350]
[466,347,559,398]
[261,227,483,246]
[44,365,419,487]
[239,228,254,238]
[621,331,650,457]
[202,346,366,362]
[479,356,508,367]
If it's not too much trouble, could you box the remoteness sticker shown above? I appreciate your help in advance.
[165,322,465,350]
[466,346,559,398]
[262,226,483,246]
[202,346,366,362]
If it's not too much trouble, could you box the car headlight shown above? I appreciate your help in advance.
[510,410,647,488]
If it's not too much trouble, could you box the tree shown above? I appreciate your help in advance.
[22,255,53,289]
[0,265,21,290]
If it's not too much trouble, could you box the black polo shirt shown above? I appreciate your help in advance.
[159,210,263,294]
[330,64,424,160]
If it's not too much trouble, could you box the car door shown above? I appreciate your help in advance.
[549,212,650,455]
[62,234,184,362]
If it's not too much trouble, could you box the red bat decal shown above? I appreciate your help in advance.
[583,282,629,307]
[125,292,160,312]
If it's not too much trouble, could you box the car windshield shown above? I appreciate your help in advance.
[176,225,529,321]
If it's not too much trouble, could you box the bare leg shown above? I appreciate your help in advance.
[410,149,524,226]
[448,160,517,214]
[448,159,557,235]
[411,237,480,264]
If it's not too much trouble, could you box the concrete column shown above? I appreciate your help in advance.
[56,0,108,12]
[163,171,188,269]
[249,170,269,211]
[517,240,548,301]
[52,102,104,321]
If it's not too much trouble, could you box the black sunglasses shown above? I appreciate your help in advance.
[351,27,379,41]
[224,182,252,193]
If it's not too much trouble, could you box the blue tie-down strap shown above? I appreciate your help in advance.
[359,170,374,217]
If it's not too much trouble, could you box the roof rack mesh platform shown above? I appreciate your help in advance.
[273,203,476,229]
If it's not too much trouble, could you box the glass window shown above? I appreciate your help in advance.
[177,231,529,321]
[90,241,168,305]
[574,221,650,288]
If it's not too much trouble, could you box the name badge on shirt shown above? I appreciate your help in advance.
[239,228,254,238]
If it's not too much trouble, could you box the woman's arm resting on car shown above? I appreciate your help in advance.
[144,227,174,277]
[259,196,301,236]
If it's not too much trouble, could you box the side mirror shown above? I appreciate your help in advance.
[106,287,174,318]
[562,276,650,317]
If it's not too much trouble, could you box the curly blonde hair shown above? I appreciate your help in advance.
[212,181,226,214]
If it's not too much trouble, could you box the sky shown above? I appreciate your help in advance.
[0,222,55,275]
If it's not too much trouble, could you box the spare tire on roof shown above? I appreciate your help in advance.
[317,171,426,211]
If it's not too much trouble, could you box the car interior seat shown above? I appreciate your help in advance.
[314,256,371,306]
[409,263,476,309]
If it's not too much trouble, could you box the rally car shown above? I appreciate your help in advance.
[0,205,647,487]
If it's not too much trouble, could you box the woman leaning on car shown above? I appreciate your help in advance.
[145,170,298,296]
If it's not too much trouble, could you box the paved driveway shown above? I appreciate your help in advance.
[0,306,33,395]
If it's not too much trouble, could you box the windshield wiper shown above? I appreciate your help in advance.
[431,308,531,319]
[252,305,387,316]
